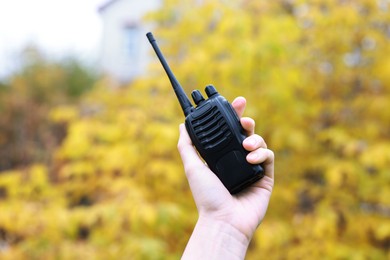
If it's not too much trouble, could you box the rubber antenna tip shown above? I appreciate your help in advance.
[146,32,155,43]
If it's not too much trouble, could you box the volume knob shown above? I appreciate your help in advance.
[205,85,218,97]
[191,90,205,105]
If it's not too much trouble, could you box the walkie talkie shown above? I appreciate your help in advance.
[147,32,264,194]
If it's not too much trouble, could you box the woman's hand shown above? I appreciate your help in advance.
[178,97,275,259]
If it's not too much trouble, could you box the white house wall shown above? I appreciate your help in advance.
[99,0,161,82]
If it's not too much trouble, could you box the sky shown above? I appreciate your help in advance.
[0,0,107,78]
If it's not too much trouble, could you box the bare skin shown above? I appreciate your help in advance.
[178,97,275,259]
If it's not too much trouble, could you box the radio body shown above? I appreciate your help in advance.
[147,32,264,194]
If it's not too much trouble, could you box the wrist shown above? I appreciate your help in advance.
[182,215,251,259]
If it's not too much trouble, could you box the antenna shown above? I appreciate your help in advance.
[146,32,193,116]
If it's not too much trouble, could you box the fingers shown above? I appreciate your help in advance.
[232,96,273,180]
[246,148,273,164]
[241,117,255,136]
[231,96,246,118]
[232,97,256,136]
[243,134,274,180]
[243,134,267,151]
[243,134,268,164]
[257,149,275,181]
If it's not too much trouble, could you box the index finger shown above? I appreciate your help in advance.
[231,96,246,118]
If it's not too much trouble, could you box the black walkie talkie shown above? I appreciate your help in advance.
[147,32,264,194]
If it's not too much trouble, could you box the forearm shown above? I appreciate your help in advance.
[182,216,250,260]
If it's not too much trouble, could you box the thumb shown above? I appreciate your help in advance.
[177,124,208,177]
[177,124,230,207]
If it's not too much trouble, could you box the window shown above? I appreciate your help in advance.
[123,24,141,62]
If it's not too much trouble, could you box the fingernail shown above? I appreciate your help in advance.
[247,153,258,161]
[245,137,256,147]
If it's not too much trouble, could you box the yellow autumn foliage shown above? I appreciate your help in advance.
[0,0,389,259]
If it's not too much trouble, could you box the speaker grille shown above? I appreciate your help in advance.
[192,107,232,149]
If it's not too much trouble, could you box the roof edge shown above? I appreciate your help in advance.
[98,0,121,13]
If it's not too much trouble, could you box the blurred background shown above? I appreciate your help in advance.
[0,0,389,259]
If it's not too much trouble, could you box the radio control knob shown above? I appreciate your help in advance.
[191,90,205,105]
[205,85,218,97]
